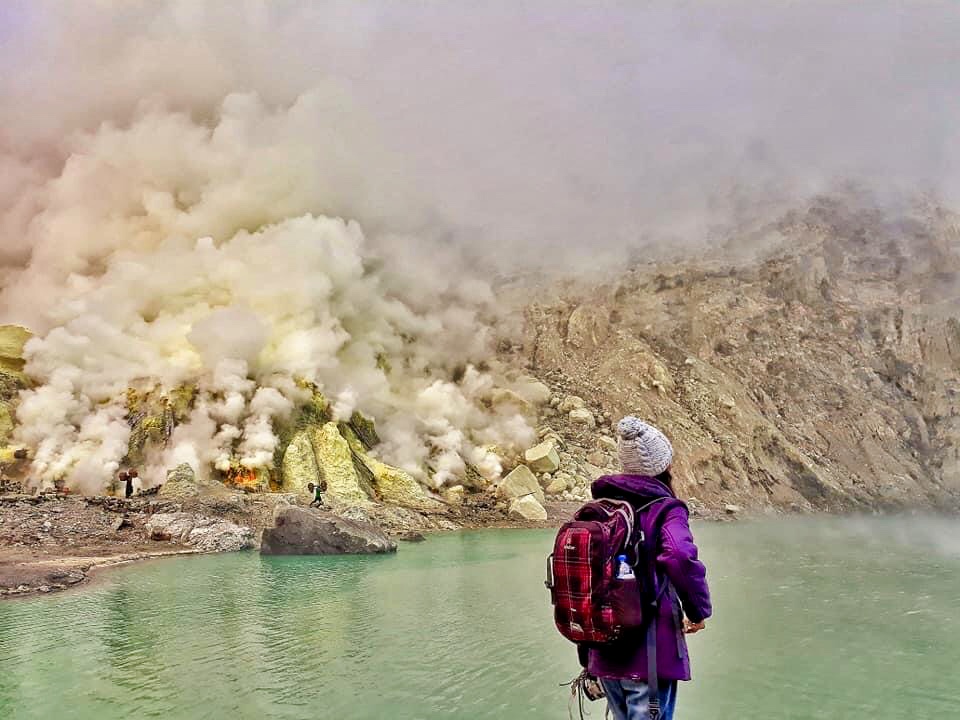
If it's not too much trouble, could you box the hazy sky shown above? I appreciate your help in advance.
[2,1,959,263]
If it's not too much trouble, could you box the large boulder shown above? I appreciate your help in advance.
[145,512,197,542]
[260,506,397,555]
[187,518,256,552]
[524,440,560,474]
[496,465,545,504]
[145,512,255,552]
[509,495,548,521]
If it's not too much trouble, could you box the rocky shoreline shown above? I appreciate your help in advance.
[0,487,616,600]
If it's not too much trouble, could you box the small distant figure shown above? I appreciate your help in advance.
[117,470,129,498]
[307,480,327,508]
[123,469,139,499]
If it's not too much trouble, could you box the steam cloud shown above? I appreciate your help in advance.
[1,2,958,490]
[0,92,534,491]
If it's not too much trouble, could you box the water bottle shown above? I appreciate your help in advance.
[616,554,635,580]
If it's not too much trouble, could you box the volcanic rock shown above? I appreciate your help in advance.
[0,325,31,449]
[260,506,397,555]
[598,436,618,452]
[545,478,567,495]
[558,395,586,413]
[0,325,31,376]
[145,512,254,552]
[508,495,548,521]
[490,388,533,412]
[569,408,597,428]
[566,304,610,349]
[187,518,256,552]
[146,512,197,541]
[159,464,201,498]
[524,440,561,474]
[364,456,436,510]
[496,465,545,504]
[443,485,465,505]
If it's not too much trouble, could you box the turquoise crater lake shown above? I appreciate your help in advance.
[2,517,959,719]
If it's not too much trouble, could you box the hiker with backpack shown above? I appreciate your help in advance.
[547,417,712,720]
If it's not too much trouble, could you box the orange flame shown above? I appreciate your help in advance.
[224,467,260,492]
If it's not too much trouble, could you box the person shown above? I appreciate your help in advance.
[117,470,131,499]
[307,480,327,508]
[580,416,712,720]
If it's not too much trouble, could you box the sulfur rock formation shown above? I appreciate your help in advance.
[0,325,32,468]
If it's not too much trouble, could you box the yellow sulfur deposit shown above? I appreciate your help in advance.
[281,422,371,504]
[0,325,31,376]
[362,456,434,510]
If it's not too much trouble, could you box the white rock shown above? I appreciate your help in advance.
[496,465,546,504]
[553,472,575,490]
[545,478,567,495]
[598,436,618,452]
[582,463,607,482]
[514,378,552,406]
[559,395,586,413]
[525,440,561,474]
[146,512,254,552]
[145,512,197,543]
[509,495,548,521]
[569,408,596,428]
[187,520,255,553]
[491,388,532,411]
[724,504,742,515]
[443,485,465,506]
[586,450,608,467]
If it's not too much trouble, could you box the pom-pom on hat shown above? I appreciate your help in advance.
[617,416,673,476]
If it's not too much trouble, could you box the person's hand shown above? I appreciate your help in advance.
[683,619,706,634]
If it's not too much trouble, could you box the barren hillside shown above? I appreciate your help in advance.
[503,196,960,514]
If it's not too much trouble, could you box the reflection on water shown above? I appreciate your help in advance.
[1,517,959,719]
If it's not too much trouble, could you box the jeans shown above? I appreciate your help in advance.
[599,678,678,720]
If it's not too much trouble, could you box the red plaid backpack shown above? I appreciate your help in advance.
[545,498,662,644]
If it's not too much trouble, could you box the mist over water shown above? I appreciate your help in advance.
[1,517,958,720]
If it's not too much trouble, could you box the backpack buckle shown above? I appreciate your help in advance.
[648,698,661,720]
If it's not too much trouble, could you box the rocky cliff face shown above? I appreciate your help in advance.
[506,197,960,514]
[3,196,959,518]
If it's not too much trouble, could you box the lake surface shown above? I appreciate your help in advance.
[2,516,959,719]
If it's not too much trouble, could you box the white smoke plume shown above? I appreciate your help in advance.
[0,92,537,491]
[2,2,959,490]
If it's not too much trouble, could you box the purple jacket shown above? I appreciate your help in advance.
[585,474,712,682]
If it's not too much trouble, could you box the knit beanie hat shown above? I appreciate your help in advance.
[617,416,673,476]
